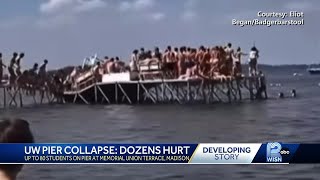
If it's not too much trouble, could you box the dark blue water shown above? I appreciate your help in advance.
[1,68,320,180]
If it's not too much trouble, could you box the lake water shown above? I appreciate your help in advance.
[1,68,320,180]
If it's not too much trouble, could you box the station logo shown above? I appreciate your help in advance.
[266,142,290,163]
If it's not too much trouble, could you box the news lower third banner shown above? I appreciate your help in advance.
[0,143,320,164]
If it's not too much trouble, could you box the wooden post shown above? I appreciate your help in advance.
[3,87,6,108]
[115,82,118,104]
[94,83,98,103]
[19,88,23,107]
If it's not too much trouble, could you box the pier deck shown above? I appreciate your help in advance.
[63,76,264,105]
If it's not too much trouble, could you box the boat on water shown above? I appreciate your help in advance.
[307,64,320,75]
[307,68,320,75]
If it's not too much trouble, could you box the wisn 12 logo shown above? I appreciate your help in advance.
[266,142,290,163]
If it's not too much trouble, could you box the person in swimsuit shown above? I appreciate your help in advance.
[248,46,259,76]
[0,53,7,83]
[224,43,234,76]
[152,47,162,61]
[162,46,177,78]
[130,50,139,72]
[177,47,186,77]
[15,53,24,77]
[8,52,18,84]
[38,59,48,82]
[138,48,146,61]
[196,46,206,76]
[233,47,247,76]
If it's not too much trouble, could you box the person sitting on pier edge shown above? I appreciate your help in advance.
[15,53,24,77]
[248,46,259,76]
[8,52,18,84]
[255,71,268,99]
[0,53,6,83]
[0,118,35,180]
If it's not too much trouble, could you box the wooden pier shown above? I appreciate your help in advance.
[63,76,266,105]
[0,83,57,109]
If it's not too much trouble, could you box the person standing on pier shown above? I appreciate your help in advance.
[138,48,146,61]
[130,50,139,72]
[15,53,24,77]
[224,43,234,76]
[38,59,48,83]
[233,47,247,76]
[0,53,7,84]
[248,46,259,76]
[8,52,18,85]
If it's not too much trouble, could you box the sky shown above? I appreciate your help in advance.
[0,0,319,68]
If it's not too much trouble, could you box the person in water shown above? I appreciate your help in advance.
[255,71,268,99]
[0,118,34,180]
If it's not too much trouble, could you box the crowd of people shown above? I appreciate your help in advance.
[0,43,261,94]
[127,43,260,80]
[0,52,49,85]
[81,43,260,82]
[0,52,65,103]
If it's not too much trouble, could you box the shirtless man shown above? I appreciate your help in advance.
[106,58,115,73]
[8,52,18,84]
[152,47,162,62]
[177,47,186,77]
[0,53,6,83]
[224,43,234,76]
[38,59,48,80]
[184,47,194,74]
[163,46,175,63]
[93,61,102,82]
[196,46,206,75]
[138,48,146,61]
[163,46,177,78]
[114,57,121,73]
[29,63,38,76]
[15,53,24,77]
[233,47,247,76]
[202,48,212,78]
[209,46,220,77]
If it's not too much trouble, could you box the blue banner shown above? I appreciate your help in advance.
[0,144,197,163]
[0,143,320,164]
